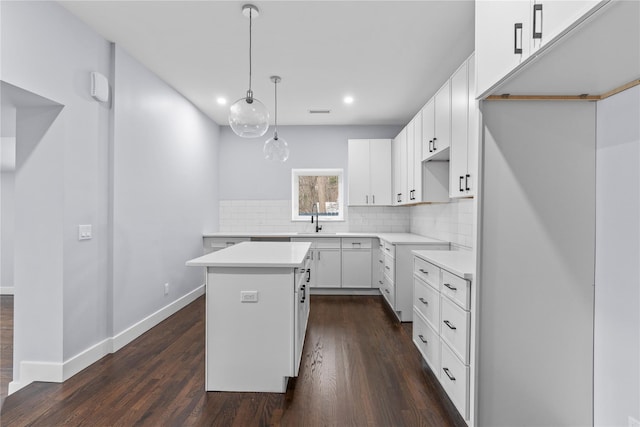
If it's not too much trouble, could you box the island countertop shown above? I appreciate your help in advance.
[186,241,311,268]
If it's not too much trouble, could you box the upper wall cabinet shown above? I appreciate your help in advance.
[407,111,423,203]
[422,81,451,161]
[392,130,408,205]
[476,0,606,97]
[348,139,392,206]
[449,54,478,198]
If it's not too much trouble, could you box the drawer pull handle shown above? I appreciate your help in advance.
[379,281,383,285]
[443,283,457,291]
[385,266,391,270]
[418,297,428,305]
[385,289,390,294]
[444,320,457,330]
[385,247,391,252]
[418,334,428,344]
[379,260,384,264]
[443,367,456,381]
[419,269,429,275]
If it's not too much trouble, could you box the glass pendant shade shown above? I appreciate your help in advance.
[229,93,269,138]
[263,133,289,162]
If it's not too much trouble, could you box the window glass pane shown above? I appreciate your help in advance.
[292,168,344,221]
[298,175,340,217]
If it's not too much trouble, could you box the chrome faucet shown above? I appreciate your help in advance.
[311,203,323,233]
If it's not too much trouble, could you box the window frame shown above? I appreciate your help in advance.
[291,168,345,222]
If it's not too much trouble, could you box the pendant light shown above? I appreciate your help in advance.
[228,4,269,138]
[263,76,289,162]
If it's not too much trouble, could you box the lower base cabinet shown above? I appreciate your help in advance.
[412,251,474,424]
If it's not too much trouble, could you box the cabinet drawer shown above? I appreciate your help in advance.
[440,296,470,364]
[414,277,440,330]
[440,340,470,420]
[413,310,440,378]
[315,238,341,249]
[381,274,395,308]
[414,257,440,290]
[441,270,471,310]
[382,240,396,258]
[204,237,250,253]
[383,254,395,281]
[342,237,372,249]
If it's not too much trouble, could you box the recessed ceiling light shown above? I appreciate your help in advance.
[216,97,227,105]
[343,96,354,104]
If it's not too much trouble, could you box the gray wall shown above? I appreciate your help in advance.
[112,45,219,335]
[2,0,112,373]
[219,125,401,200]
[594,85,640,426]
[478,101,595,426]
[1,1,220,387]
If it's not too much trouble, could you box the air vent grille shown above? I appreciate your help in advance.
[308,109,331,114]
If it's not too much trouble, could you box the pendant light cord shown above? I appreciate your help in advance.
[248,8,253,93]
[274,78,278,137]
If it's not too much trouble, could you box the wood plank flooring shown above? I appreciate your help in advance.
[0,295,465,426]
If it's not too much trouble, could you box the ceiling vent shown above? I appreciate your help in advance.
[308,109,331,114]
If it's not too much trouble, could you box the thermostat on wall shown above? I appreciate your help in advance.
[91,71,109,103]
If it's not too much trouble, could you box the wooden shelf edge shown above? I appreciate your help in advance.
[485,78,640,102]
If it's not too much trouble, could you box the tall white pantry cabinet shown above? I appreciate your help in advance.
[473,1,639,426]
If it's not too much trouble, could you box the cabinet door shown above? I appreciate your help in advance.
[393,129,407,205]
[466,53,478,197]
[433,80,451,156]
[532,0,603,51]
[347,139,370,206]
[315,249,341,288]
[422,98,435,160]
[342,250,372,288]
[475,0,531,97]
[406,119,415,201]
[413,111,423,203]
[450,60,469,198]
[369,139,392,205]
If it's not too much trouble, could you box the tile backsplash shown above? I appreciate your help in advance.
[409,198,475,249]
[219,198,474,249]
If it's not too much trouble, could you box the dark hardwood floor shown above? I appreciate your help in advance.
[1,295,465,426]
[0,295,13,408]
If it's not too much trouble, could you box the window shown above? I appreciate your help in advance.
[292,169,344,221]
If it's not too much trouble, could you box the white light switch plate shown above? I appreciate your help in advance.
[240,291,258,303]
[78,224,92,241]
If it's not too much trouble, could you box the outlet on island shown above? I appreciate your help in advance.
[164,283,169,296]
[240,290,258,303]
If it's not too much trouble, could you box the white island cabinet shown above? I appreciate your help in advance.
[186,241,311,393]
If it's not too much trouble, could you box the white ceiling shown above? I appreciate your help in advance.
[59,1,475,127]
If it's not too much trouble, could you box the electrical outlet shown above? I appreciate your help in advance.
[78,224,92,241]
[164,283,169,296]
[240,291,258,303]
[629,416,640,427]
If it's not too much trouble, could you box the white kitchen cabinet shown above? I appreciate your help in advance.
[341,238,373,288]
[407,111,423,203]
[292,238,342,288]
[347,139,392,206]
[380,238,449,322]
[203,237,250,254]
[422,81,451,161]
[476,0,605,97]
[393,129,408,205]
[412,251,474,422]
[449,54,478,198]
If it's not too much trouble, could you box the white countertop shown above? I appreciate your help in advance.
[186,241,312,268]
[203,231,448,246]
[412,250,476,280]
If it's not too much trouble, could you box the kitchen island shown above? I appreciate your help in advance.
[186,241,311,392]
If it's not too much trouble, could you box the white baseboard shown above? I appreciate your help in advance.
[1,286,15,295]
[8,284,205,395]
